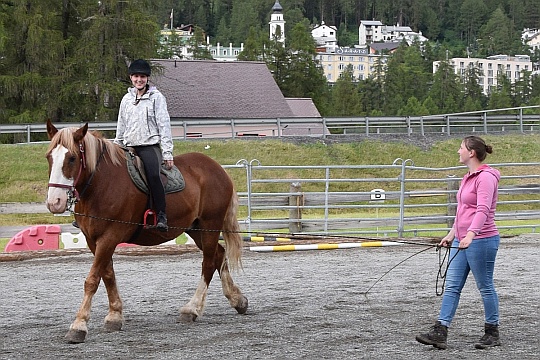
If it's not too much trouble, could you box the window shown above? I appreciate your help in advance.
[338,63,345,70]
[358,65,364,71]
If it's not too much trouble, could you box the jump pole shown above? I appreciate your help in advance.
[249,241,403,252]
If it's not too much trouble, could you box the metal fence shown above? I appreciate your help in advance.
[2,106,539,143]
[2,160,539,238]
[225,159,540,238]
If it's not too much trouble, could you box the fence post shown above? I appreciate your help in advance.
[446,175,459,228]
[289,182,303,233]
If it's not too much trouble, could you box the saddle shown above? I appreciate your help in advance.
[123,148,185,195]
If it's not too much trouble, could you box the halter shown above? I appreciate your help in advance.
[48,142,87,204]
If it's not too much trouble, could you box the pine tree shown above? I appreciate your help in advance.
[330,65,362,116]
[187,26,214,60]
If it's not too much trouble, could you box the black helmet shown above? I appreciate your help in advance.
[128,59,151,76]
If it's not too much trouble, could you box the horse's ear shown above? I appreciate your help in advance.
[46,119,58,140]
[73,123,89,143]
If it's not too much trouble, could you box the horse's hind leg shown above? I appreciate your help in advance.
[215,244,248,314]
[179,231,213,322]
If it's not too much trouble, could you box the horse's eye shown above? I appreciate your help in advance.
[69,156,76,164]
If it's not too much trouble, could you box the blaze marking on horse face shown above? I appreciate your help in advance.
[46,145,72,213]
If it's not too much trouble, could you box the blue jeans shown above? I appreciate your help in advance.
[438,235,500,327]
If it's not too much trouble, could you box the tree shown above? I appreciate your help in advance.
[487,74,513,110]
[265,21,328,114]
[330,65,362,116]
[237,27,263,61]
[459,0,488,50]
[0,0,68,124]
[463,63,487,108]
[68,0,160,122]
[230,0,258,46]
[383,42,433,115]
[215,16,233,46]
[428,59,464,113]
[187,26,214,60]
[398,96,430,116]
[478,6,521,57]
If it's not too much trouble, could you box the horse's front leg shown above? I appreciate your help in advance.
[65,267,101,343]
[101,258,124,332]
[65,245,119,343]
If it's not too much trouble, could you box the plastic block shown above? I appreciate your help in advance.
[5,225,61,252]
[61,232,88,249]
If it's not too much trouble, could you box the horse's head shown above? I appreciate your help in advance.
[45,120,88,214]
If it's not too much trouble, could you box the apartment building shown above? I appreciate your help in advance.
[316,47,387,82]
[433,54,533,94]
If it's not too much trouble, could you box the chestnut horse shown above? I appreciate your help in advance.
[45,120,248,343]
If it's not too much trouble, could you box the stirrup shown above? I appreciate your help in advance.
[143,209,157,229]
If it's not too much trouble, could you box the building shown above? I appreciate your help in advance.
[150,60,325,137]
[316,46,388,82]
[359,20,427,47]
[311,21,338,51]
[269,0,285,43]
[433,54,533,95]
[522,28,540,52]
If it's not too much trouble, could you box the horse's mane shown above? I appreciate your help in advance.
[47,128,124,173]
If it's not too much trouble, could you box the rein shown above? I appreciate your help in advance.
[69,199,462,297]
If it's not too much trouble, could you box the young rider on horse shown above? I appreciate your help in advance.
[113,59,174,232]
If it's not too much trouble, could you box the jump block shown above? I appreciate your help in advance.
[4,225,61,252]
[61,232,88,249]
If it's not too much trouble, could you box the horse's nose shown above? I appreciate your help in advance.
[46,188,68,214]
[46,197,66,213]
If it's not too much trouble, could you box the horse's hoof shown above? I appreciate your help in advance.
[104,319,123,332]
[65,329,87,344]
[235,296,249,314]
[178,313,198,323]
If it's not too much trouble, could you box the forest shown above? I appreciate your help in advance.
[0,0,539,130]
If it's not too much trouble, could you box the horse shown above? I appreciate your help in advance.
[45,120,248,343]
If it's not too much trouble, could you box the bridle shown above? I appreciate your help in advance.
[48,142,87,206]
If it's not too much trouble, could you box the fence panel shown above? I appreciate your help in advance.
[236,161,540,238]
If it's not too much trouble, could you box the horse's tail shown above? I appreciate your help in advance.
[222,188,243,272]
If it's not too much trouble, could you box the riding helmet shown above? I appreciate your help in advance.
[128,59,151,76]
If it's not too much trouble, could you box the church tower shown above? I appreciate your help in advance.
[269,0,285,43]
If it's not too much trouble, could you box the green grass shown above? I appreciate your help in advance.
[1,134,540,251]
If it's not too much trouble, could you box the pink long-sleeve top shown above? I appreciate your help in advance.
[454,164,500,241]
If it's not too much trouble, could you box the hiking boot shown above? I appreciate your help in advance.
[475,323,501,349]
[156,211,168,232]
[416,321,448,349]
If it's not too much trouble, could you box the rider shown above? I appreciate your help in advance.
[114,59,174,232]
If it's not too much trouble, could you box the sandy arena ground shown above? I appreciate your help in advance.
[0,235,539,359]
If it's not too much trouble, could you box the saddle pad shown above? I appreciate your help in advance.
[125,150,185,194]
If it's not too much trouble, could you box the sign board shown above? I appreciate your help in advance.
[370,189,386,201]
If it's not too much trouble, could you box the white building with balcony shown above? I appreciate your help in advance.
[311,21,338,51]
[433,54,533,95]
[359,20,427,47]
